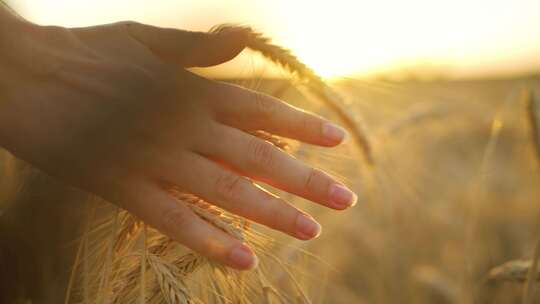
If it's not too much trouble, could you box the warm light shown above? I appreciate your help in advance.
[14,0,540,79]
[274,0,540,78]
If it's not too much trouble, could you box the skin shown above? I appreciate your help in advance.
[0,6,358,270]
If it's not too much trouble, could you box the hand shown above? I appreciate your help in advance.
[0,21,357,270]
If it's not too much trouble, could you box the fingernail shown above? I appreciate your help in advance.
[295,214,322,240]
[229,244,258,270]
[322,122,347,143]
[329,184,358,209]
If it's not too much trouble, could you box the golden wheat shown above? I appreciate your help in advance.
[147,255,193,304]
[522,88,540,304]
[487,259,539,283]
[66,24,336,304]
[525,89,540,163]
[211,24,374,165]
[169,189,246,241]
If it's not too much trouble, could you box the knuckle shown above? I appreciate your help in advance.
[266,198,287,224]
[117,20,143,40]
[161,207,192,232]
[187,31,208,45]
[106,63,159,98]
[303,168,323,193]
[118,20,141,27]
[253,92,276,119]
[299,115,321,137]
[247,137,276,171]
[205,123,222,141]
[116,21,146,41]
[116,20,143,35]
[215,171,244,201]
[262,197,297,233]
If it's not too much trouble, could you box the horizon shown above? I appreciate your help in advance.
[11,0,540,80]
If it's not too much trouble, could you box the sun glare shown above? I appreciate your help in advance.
[274,0,540,78]
[14,0,540,79]
[270,0,540,77]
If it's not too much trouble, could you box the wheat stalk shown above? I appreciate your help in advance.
[81,193,312,304]
[106,192,244,303]
[72,25,327,304]
[110,256,145,303]
[523,88,540,304]
[168,189,245,241]
[525,89,540,163]
[211,24,374,165]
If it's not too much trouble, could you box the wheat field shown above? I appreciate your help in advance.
[0,14,540,304]
[2,73,540,303]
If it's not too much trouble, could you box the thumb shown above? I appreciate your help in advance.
[122,22,248,67]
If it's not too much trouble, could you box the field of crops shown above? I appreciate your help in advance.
[2,76,540,303]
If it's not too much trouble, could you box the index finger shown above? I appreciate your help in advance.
[212,82,348,147]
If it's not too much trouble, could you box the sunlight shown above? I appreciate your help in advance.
[13,0,540,79]
[275,0,540,78]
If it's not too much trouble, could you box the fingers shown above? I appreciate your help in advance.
[212,82,347,146]
[159,152,322,241]
[206,125,357,210]
[120,180,257,270]
[121,21,247,67]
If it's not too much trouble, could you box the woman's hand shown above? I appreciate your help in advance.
[0,19,357,270]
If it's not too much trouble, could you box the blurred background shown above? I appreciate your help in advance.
[10,0,540,80]
[3,1,540,304]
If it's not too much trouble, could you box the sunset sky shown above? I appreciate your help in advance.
[11,0,540,79]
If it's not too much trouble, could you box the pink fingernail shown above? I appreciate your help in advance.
[295,214,322,240]
[229,244,258,270]
[329,184,358,209]
[322,122,347,143]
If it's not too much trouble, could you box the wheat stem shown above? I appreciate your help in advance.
[523,89,540,304]
[211,24,373,165]
[64,204,96,304]
[140,224,148,304]
[97,208,120,304]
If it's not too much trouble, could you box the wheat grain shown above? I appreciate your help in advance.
[486,259,539,283]
[173,253,206,277]
[148,255,193,304]
[110,258,144,303]
[169,189,245,241]
[114,211,142,253]
[72,25,329,304]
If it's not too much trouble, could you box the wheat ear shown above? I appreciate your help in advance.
[211,24,374,165]
[169,189,245,241]
[486,259,540,284]
[148,255,193,304]
[77,24,329,303]
[115,210,142,253]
